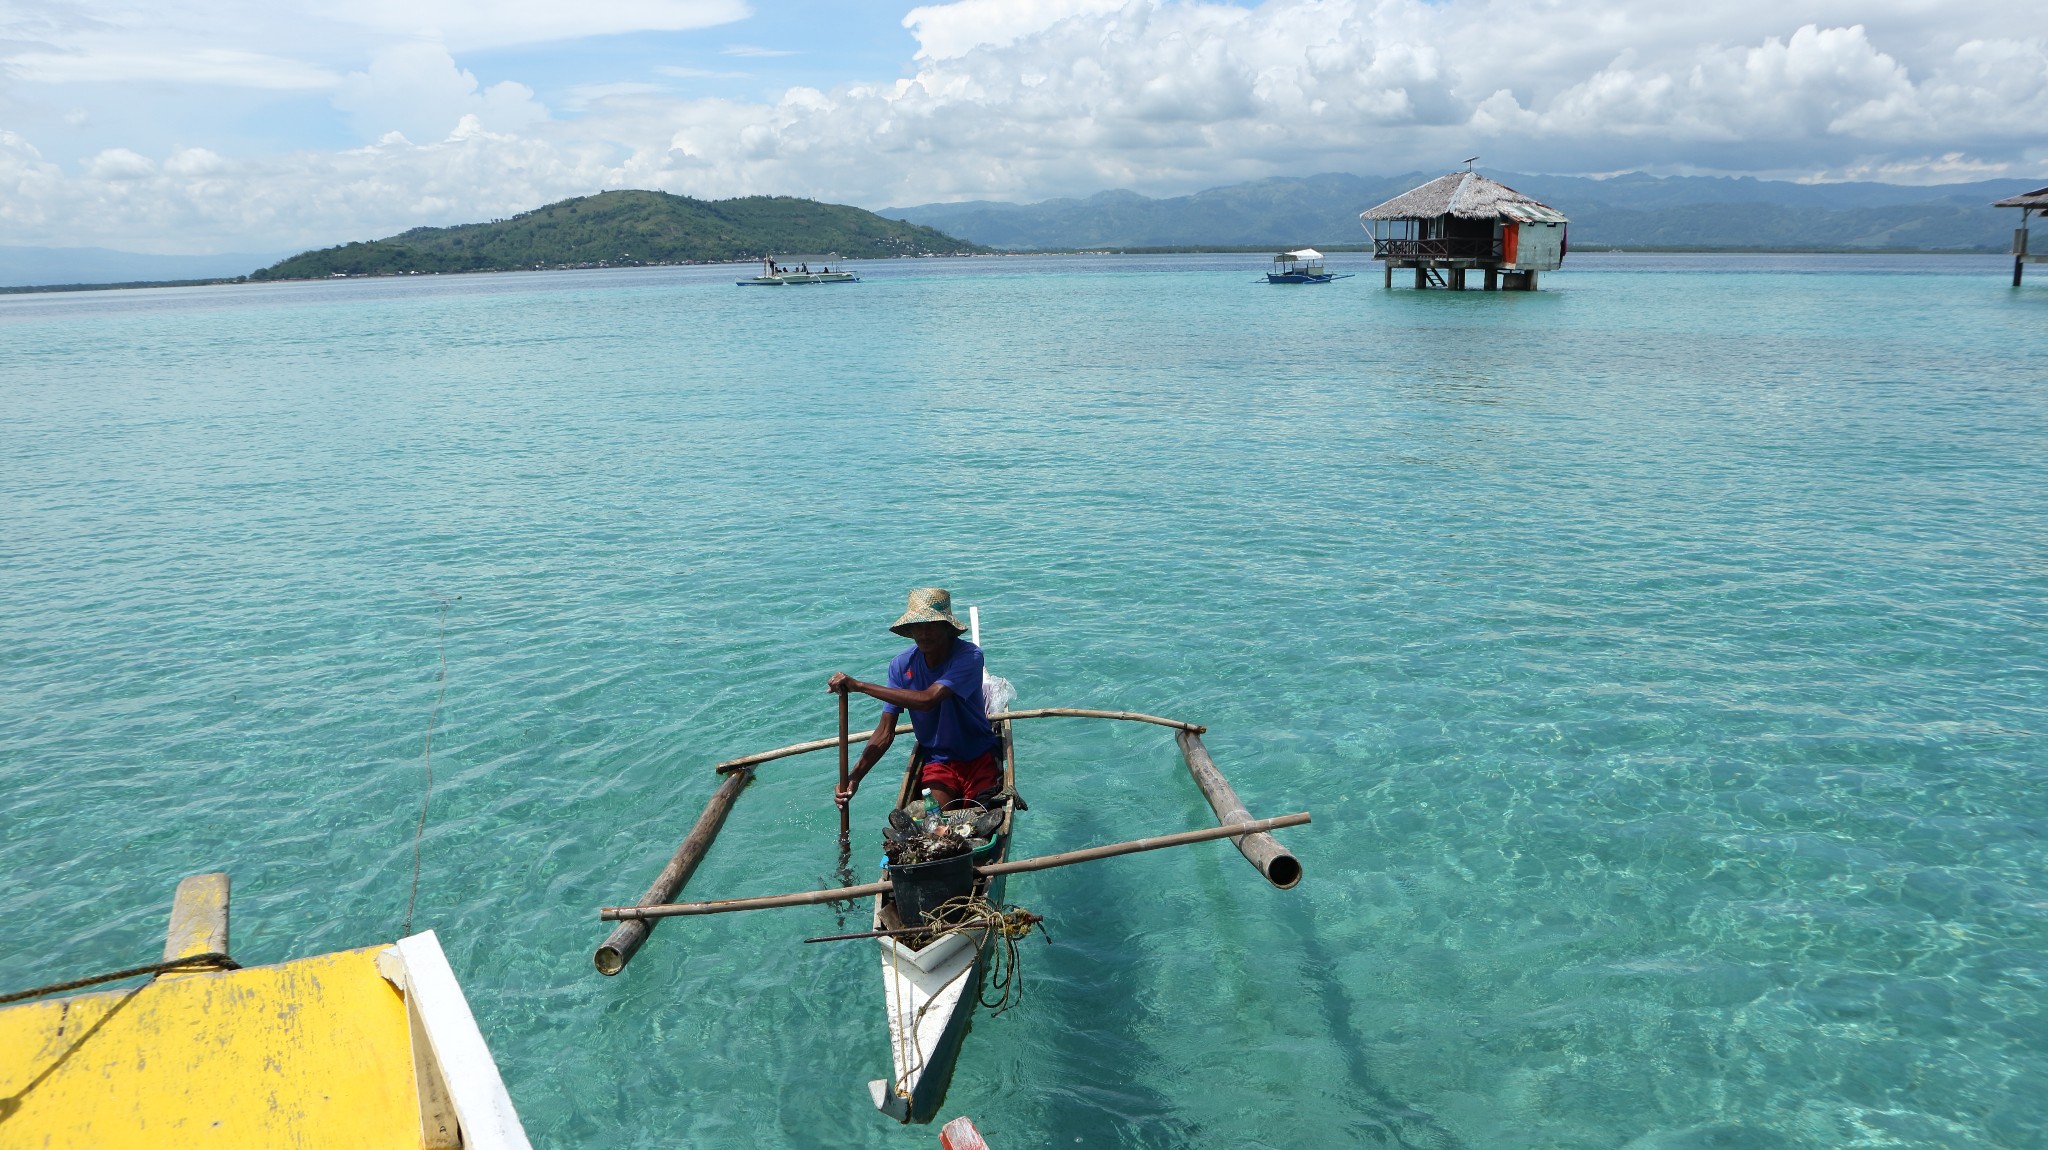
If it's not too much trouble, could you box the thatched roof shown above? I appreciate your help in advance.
[1359,172,1568,224]
[1993,186,2048,209]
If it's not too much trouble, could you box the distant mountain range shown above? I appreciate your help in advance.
[6,171,2033,290]
[0,246,289,289]
[253,190,982,280]
[882,171,2039,252]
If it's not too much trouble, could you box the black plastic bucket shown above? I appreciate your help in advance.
[888,850,977,928]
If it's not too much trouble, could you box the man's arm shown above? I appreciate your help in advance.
[835,708,899,810]
[827,670,955,712]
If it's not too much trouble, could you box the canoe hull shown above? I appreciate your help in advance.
[869,725,1016,1124]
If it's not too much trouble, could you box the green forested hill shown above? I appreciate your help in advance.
[253,190,982,279]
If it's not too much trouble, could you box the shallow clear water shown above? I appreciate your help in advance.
[3,252,2045,1149]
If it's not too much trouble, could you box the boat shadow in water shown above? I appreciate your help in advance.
[1014,829,1204,1149]
[1005,805,1466,1149]
[1274,893,1471,1150]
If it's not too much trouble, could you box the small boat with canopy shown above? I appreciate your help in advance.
[736,254,861,286]
[1264,248,1352,284]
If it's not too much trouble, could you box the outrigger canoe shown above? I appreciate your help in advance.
[594,609,1309,1126]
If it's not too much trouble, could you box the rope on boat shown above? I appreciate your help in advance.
[885,898,1050,1101]
[404,595,456,938]
[928,896,1050,1017]
[0,952,240,1007]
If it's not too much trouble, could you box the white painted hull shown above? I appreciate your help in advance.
[867,868,1007,1123]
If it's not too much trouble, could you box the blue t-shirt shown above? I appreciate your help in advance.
[880,639,997,763]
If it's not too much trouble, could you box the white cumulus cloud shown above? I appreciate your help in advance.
[333,43,550,142]
[3,0,2046,253]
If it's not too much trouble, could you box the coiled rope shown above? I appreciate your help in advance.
[927,896,1049,1016]
[0,952,240,1008]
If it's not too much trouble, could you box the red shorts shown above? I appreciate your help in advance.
[922,749,1001,802]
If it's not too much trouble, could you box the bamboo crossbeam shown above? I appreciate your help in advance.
[715,728,886,774]
[1176,731,1303,889]
[602,879,893,920]
[598,812,1310,922]
[992,708,1207,734]
[594,766,754,975]
[974,812,1308,878]
[712,708,1204,774]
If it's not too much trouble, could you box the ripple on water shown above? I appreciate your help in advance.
[2,255,2046,1148]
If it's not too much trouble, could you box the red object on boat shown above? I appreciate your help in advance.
[939,1116,991,1149]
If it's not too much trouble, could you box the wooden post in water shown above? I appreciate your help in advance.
[2018,211,2030,287]
[594,767,753,975]
[1176,731,1303,889]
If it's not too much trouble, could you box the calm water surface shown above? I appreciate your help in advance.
[3,253,2045,1149]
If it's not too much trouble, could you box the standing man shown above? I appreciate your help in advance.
[830,588,999,812]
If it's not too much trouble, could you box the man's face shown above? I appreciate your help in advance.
[907,622,954,660]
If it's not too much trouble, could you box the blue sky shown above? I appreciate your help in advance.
[2,0,2043,253]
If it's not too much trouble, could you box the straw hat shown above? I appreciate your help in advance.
[890,587,968,637]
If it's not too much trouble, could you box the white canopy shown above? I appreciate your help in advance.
[1277,248,1323,261]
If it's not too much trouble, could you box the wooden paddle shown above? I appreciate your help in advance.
[837,682,851,844]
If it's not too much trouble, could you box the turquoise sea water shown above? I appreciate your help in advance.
[3,252,2045,1149]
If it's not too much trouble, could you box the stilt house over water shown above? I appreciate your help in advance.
[1360,171,1567,290]
[1993,186,2048,286]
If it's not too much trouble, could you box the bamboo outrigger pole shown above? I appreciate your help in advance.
[599,812,1310,922]
[714,708,1205,775]
[594,767,754,975]
[1176,730,1303,889]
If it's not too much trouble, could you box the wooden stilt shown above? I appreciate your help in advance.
[1526,270,1539,291]
[1176,732,1303,888]
[1484,267,1498,291]
[1384,261,1394,289]
[1414,265,1427,289]
[1450,267,1466,291]
[2018,213,2031,287]
[594,767,753,974]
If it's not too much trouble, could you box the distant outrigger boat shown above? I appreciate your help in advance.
[1264,248,1352,284]
[736,254,861,286]
[595,609,1309,1125]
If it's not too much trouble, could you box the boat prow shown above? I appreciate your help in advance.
[870,914,991,1121]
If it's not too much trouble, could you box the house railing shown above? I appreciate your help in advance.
[1373,238,1503,262]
